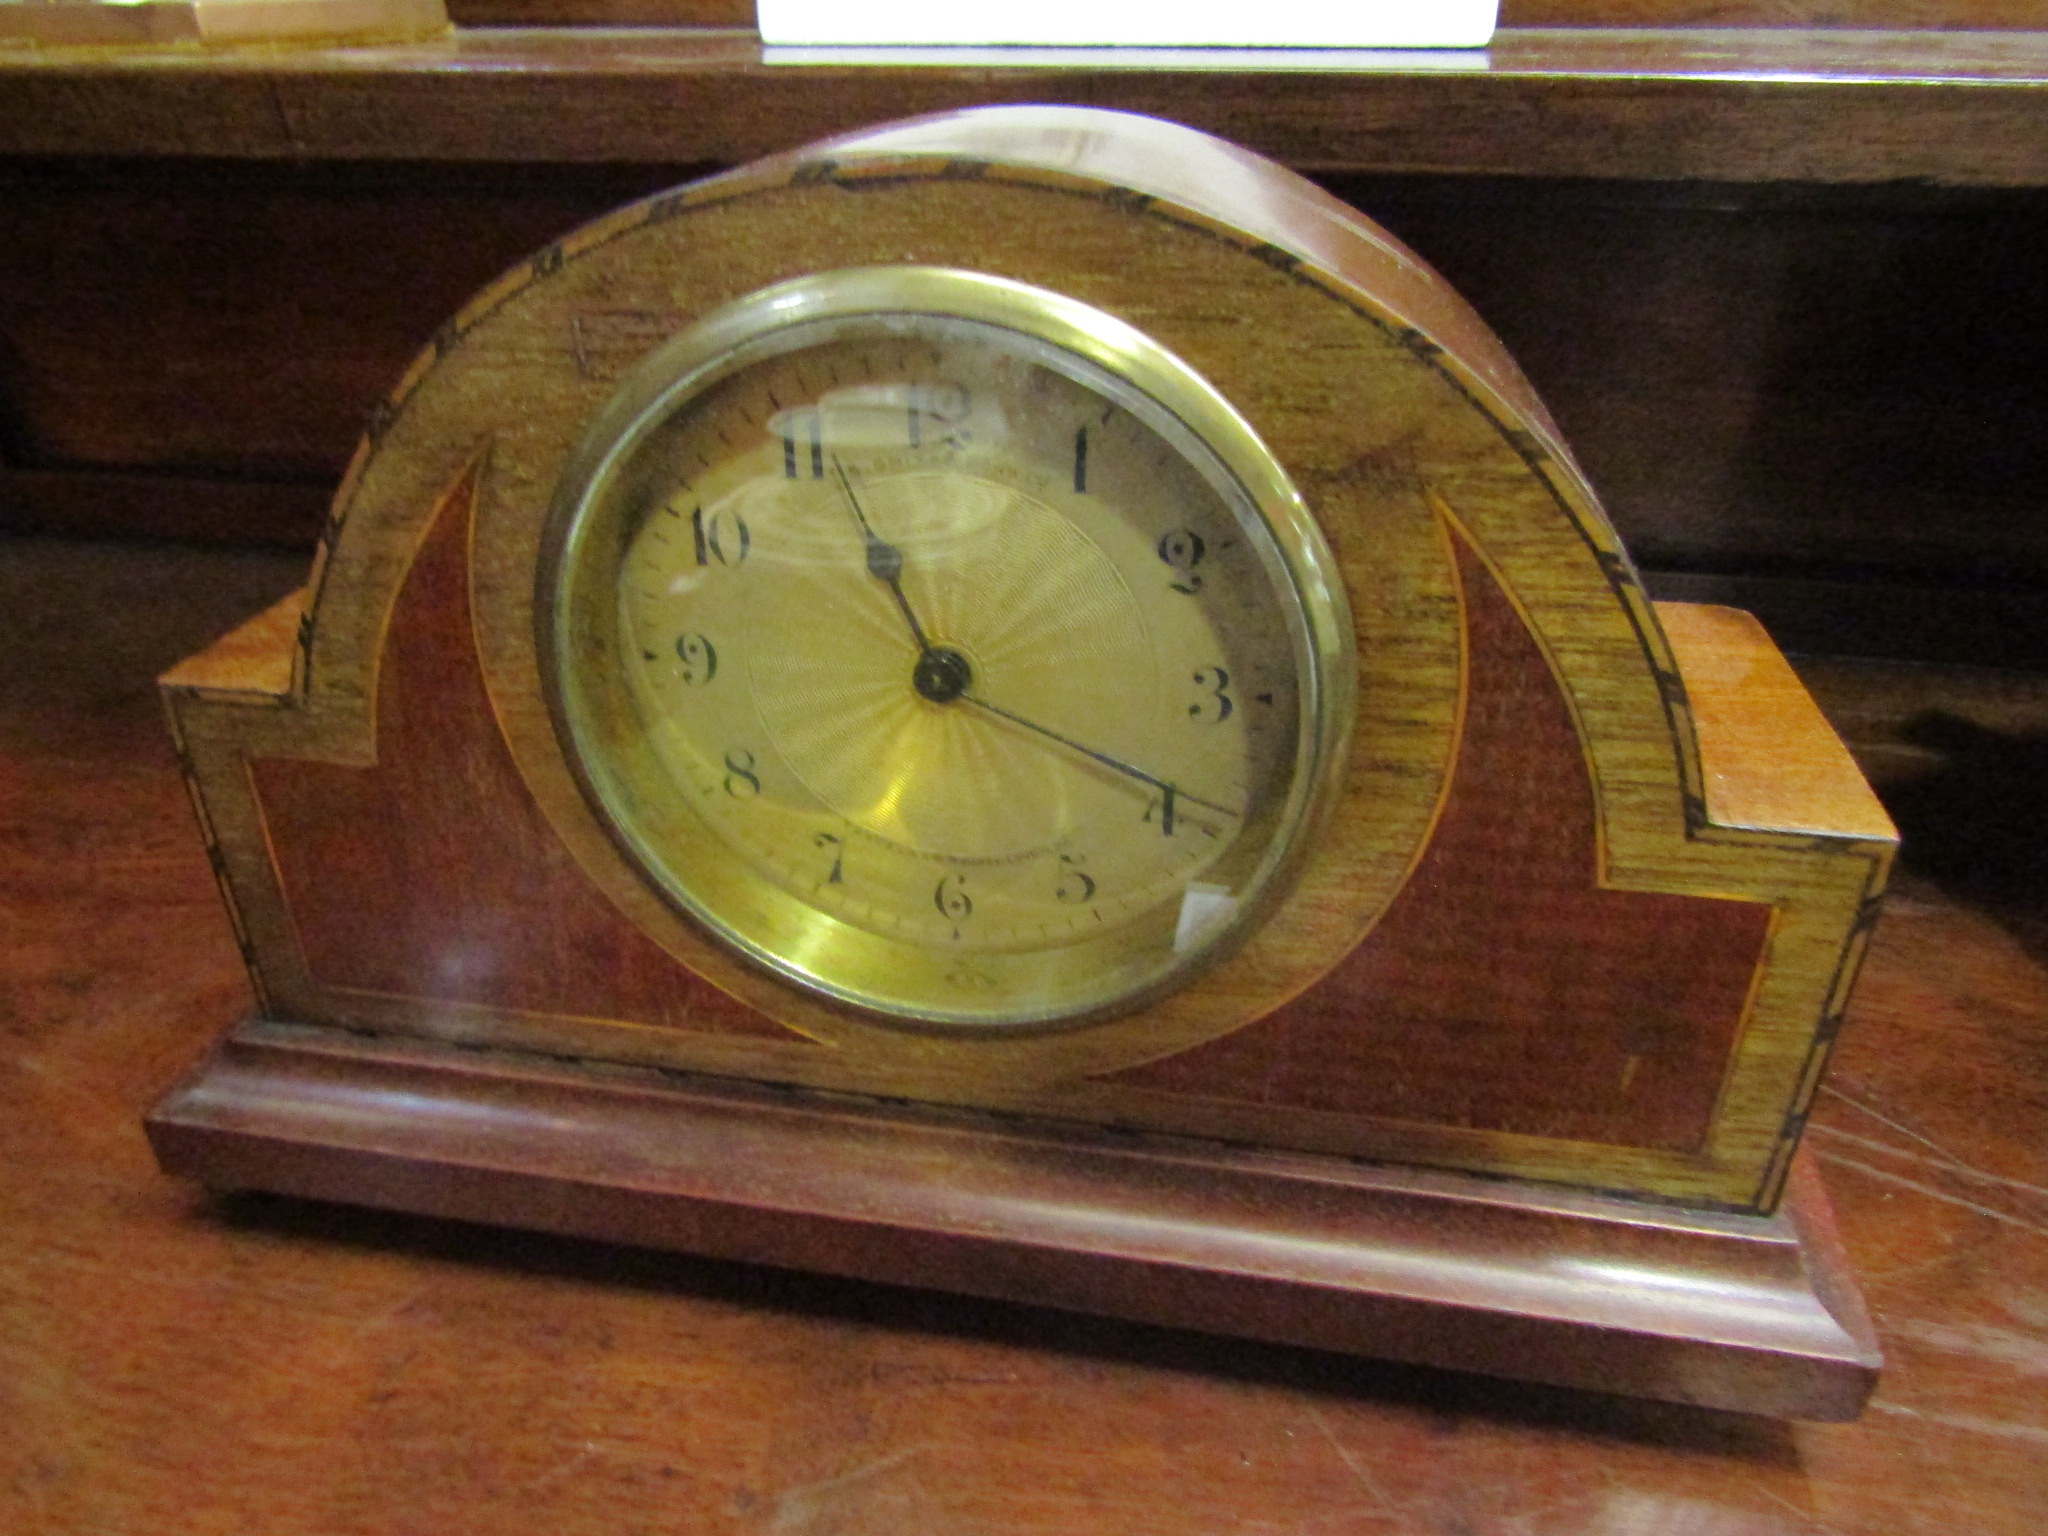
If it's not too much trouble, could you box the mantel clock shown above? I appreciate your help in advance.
[148,106,1895,1420]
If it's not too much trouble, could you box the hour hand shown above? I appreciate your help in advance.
[831,455,933,655]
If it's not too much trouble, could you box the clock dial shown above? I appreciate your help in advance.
[546,269,1348,1027]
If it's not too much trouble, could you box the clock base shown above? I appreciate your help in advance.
[147,1017,1880,1421]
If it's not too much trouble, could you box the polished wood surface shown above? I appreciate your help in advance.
[6,530,2045,1525]
[4,28,2048,185]
[151,106,1887,1209]
[147,1022,1882,1419]
[1109,542,1775,1155]
[244,465,790,1041]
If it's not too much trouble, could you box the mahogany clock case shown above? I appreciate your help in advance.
[146,105,1894,1419]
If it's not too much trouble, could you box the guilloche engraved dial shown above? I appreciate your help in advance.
[544,269,1351,1028]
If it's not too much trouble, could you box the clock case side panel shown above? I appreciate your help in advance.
[159,453,824,1068]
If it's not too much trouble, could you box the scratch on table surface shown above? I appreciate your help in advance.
[1887,1318,2048,1376]
[1818,1085,2048,1202]
[1810,1124,2048,1205]
[518,1433,698,1492]
[264,79,304,154]
[1993,1284,2048,1331]
[1813,1151,2048,1240]
[517,1441,601,1495]
[1753,1480,1849,1536]
[1867,1401,2048,1446]
[768,1444,928,1533]
[1301,1403,1400,1515]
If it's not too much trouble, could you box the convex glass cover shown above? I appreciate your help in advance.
[544,268,1351,1027]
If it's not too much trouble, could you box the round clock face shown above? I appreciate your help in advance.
[544,269,1350,1028]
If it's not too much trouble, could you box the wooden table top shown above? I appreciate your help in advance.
[4,532,2045,1535]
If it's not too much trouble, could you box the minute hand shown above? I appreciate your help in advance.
[956,692,1240,827]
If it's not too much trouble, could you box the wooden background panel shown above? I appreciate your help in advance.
[1341,176,2048,589]
[0,158,689,486]
[6,157,2043,665]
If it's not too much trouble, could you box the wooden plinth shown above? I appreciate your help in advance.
[146,1017,1881,1420]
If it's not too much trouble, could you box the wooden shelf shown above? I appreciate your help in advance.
[3,27,2048,183]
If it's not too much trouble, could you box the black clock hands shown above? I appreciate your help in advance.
[832,456,973,704]
[956,693,1240,831]
[830,453,1236,830]
[832,455,935,658]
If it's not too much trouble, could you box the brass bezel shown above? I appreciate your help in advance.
[540,267,1355,1031]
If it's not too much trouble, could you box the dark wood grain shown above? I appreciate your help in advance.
[0,157,692,482]
[1644,570,2048,670]
[6,533,2046,1530]
[9,161,2044,666]
[1348,176,2048,596]
[1109,533,1772,1152]
[248,462,795,1042]
[0,464,333,547]
[3,29,2048,185]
